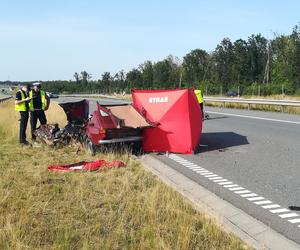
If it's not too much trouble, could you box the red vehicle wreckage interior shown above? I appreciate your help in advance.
[34,89,202,155]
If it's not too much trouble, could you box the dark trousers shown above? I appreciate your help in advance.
[200,103,204,119]
[19,111,29,143]
[30,110,47,140]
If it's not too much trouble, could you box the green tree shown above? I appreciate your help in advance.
[213,38,235,91]
[183,49,209,86]
[139,61,153,89]
[247,34,268,83]
[126,69,143,90]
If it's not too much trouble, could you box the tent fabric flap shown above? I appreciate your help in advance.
[132,89,202,154]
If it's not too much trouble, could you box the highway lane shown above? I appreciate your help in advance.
[55,97,300,244]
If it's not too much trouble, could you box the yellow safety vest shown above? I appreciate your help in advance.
[194,89,203,104]
[29,90,46,111]
[15,90,28,111]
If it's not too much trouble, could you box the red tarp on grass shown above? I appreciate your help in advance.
[132,89,202,154]
[48,160,125,172]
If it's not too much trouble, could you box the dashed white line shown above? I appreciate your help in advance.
[218,181,232,185]
[196,170,210,173]
[209,177,223,180]
[189,167,203,170]
[247,197,265,201]
[204,174,218,178]
[289,218,300,224]
[235,190,251,194]
[213,179,227,182]
[224,184,238,188]
[254,200,272,205]
[229,187,244,191]
[262,204,280,209]
[241,193,257,198]
[270,208,290,214]
[200,172,213,176]
[167,154,300,228]
[279,213,299,219]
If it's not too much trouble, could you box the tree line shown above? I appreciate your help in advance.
[4,23,300,96]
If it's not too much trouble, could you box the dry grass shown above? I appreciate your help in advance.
[0,100,248,250]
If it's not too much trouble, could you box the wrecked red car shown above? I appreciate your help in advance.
[55,99,151,155]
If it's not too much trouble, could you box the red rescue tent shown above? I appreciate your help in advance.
[132,89,202,154]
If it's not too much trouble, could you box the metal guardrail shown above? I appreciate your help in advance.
[204,97,300,111]
[59,94,121,99]
[0,96,12,103]
[59,94,300,112]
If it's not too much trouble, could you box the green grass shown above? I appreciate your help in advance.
[0,100,249,249]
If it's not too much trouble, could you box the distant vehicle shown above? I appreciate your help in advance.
[47,92,59,98]
[226,91,239,97]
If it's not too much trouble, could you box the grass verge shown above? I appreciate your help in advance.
[0,100,248,249]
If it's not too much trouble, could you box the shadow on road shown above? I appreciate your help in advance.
[195,132,249,154]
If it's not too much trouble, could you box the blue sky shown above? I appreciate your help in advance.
[0,0,299,81]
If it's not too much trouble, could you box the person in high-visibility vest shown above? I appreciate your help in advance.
[29,82,50,143]
[194,89,204,119]
[15,84,31,145]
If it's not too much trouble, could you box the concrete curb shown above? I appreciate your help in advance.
[139,154,300,250]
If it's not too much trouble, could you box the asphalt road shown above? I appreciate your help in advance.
[55,96,300,245]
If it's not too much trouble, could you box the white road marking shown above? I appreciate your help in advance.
[279,213,299,219]
[218,181,232,185]
[200,172,213,176]
[270,208,290,214]
[241,193,257,198]
[247,197,265,201]
[189,168,204,171]
[188,166,202,169]
[206,111,300,125]
[254,200,272,205]
[235,190,251,194]
[213,179,227,182]
[196,170,210,173]
[289,218,300,224]
[262,204,280,209]
[184,164,197,167]
[229,187,244,191]
[204,174,218,178]
[224,184,238,188]
[209,177,223,180]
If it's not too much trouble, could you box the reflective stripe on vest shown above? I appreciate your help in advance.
[194,89,203,103]
[15,90,27,111]
[29,90,46,111]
